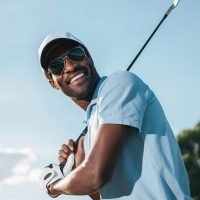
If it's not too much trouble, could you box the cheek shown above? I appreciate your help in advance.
[57,79,66,89]
[52,76,64,89]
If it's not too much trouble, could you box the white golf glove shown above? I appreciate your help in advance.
[39,153,74,198]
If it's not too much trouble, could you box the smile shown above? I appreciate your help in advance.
[70,72,86,84]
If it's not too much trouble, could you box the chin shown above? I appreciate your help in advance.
[72,90,92,100]
[62,86,90,100]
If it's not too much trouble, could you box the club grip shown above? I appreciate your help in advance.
[73,133,85,152]
[59,127,88,171]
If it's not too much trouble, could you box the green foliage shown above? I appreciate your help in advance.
[177,122,200,199]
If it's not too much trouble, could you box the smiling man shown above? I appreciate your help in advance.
[38,32,191,200]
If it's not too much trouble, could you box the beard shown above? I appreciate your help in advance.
[58,63,100,101]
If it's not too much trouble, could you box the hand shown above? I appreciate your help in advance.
[58,139,75,166]
[39,163,64,198]
[39,139,77,198]
[39,136,85,198]
[58,136,85,169]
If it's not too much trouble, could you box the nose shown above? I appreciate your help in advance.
[62,58,76,74]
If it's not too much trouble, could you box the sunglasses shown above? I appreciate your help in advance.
[48,47,86,76]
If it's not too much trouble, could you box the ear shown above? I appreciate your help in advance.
[43,70,59,90]
[49,79,59,90]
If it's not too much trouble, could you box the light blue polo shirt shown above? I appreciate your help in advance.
[86,71,191,200]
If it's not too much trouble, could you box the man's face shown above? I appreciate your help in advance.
[45,43,100,100]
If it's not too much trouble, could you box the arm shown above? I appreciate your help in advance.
[49,124,138,196]
[54,136,101,200]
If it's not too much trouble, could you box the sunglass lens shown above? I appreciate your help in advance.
[67,48,85,61]
[49,58,64,75]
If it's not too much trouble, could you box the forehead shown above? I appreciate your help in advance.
[45,41,79,67]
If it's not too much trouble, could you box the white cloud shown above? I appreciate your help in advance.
[0,148,42,187]
[28,168,43,182]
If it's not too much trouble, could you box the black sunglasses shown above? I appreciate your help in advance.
[48,47,86,76]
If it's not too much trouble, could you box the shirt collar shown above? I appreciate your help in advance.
[85,76,107,121]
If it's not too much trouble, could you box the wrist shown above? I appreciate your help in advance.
[48,182,60,198]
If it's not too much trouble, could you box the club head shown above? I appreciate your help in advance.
[173,0,180,7]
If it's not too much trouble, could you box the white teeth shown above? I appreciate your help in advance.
[70,73,85,84]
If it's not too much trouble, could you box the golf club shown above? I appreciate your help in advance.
[127,0,180,71]
[72,0,181,151]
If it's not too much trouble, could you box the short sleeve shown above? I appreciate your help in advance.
[97,71,150,131]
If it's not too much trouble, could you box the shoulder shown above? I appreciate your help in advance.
[101,71,148,93]
[108,70,139,82]
[96,71,150,130]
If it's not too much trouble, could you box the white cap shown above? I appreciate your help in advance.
[38,32,87,70]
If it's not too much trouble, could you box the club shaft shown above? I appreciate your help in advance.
[126,5,175,71]
[71,5,177,160]
[73,126,88,151]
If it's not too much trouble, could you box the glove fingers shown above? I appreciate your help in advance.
[63,153,75,175]
[39,163,64,195]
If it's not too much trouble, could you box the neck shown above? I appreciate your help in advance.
[72,75,101,111]
[72,99,91,111]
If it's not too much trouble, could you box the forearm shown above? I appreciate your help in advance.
[49,160,102,196]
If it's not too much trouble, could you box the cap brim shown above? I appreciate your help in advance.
[40,38,81,70]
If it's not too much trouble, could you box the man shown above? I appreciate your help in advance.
[39,32,191,200]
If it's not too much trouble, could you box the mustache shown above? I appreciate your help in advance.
[62,64,87,74]
[72,65,87,72]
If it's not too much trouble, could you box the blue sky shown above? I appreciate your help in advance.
[0,0,199,199]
